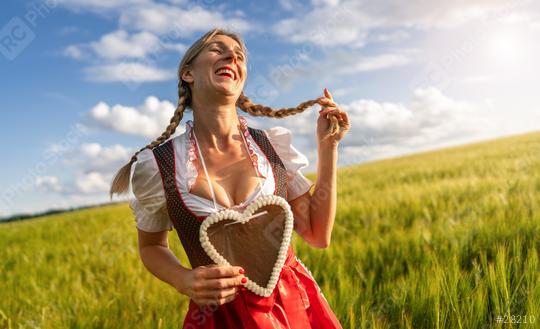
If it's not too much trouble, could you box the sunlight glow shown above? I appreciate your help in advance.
[486,28,531,66]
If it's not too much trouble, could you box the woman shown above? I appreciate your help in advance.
[110,28,350,328]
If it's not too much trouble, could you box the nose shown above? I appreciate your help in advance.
[224,48,239,63]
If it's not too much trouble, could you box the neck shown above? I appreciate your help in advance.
[191,100,242,153]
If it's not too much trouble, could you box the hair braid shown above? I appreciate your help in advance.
[236,91,315,117]
[236,91,340,132]
[109,84,188,199]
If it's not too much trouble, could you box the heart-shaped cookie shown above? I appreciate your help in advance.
[199,194,294,297]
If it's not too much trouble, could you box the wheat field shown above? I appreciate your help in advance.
[1,131,539,328]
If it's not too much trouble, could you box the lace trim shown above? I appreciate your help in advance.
[185,120,199,192]
[239,115,266,179]
[184,115,266,192]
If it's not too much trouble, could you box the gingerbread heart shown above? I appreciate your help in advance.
[199,194,294,297]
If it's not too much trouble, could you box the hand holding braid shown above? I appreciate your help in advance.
[236,91,341,135]
[317,88,350,145]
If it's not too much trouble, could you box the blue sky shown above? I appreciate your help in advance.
[1,0,539,217]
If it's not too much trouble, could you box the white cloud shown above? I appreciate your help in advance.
[84,95,181,138]
[369,30,411,43]
[64,45,84,59]
[312,0,340,7]
[63,143,133,172]
[65,30,186,61]
[341,87,492,147]
[118,3,251,36]
[53,0,251,37]
[354,87,498,156]
[57,1,250,86]
[279,0,304,11]
[272,3,374,48]
[267,86,499,171]
[36,142,136,197]
[461,75,495,84]
[53,0,151,12]
[27,124,162,203]
[339,53,411,73]
[83,62,175,82]
[75,172,110,193]
[272,0,533,47]
[35,176,64,193]
[267,49,412,92]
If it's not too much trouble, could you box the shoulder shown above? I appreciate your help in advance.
[130,148,159,193]
[151,134,182,155]
[129,147,172,232]
[132,147,156,172]
[141,132,187,163]
[262,125,292,138]
[256,125,309,168]
[260,126,296,153]
[257,126,293,149]
[246,125,296,157]
[131,133,188,188]
[257,127,313,200]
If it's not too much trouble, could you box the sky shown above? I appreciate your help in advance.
[1,0,539,218]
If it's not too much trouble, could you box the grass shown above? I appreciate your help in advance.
[1,130,539,328]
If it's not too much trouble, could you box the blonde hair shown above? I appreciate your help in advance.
[109,27,337,198]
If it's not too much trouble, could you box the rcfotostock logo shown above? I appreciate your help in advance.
[0,17,35,60]
[262,212,287,249]
[0,0,57,60]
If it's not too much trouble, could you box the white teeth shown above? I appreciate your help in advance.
[216,68,235,79]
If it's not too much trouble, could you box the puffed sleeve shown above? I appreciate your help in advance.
[264,126,315,201]
[129,148,173,232]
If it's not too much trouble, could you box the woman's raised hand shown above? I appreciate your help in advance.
[174,264,247,307]
[316,88,350,146]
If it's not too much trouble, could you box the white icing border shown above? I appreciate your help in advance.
[199,194,294,297]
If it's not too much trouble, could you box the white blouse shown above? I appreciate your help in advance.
[129,115,314,232]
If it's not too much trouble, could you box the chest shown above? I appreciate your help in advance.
[189,147,264,209]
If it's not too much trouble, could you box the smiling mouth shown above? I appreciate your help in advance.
[216,73,234,80]
[215,67,237,80]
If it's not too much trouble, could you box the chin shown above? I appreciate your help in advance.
[215,82,243,96]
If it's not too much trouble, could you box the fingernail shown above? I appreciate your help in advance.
[241,277,247,284]
[239,268,245,274]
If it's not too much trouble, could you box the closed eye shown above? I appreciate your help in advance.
[209,46,245,61]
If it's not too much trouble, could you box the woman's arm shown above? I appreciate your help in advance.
[137,229,189,293]
[136,229,246,307]
[289,88,349,249]
[290,141,337,248]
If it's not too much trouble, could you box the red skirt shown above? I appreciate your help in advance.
[182,245,343,328]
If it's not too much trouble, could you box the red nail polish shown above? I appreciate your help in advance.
[239,268,245,274]
[241,277,247,284]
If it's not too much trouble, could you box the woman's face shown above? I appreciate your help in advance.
[184,34,247,99]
